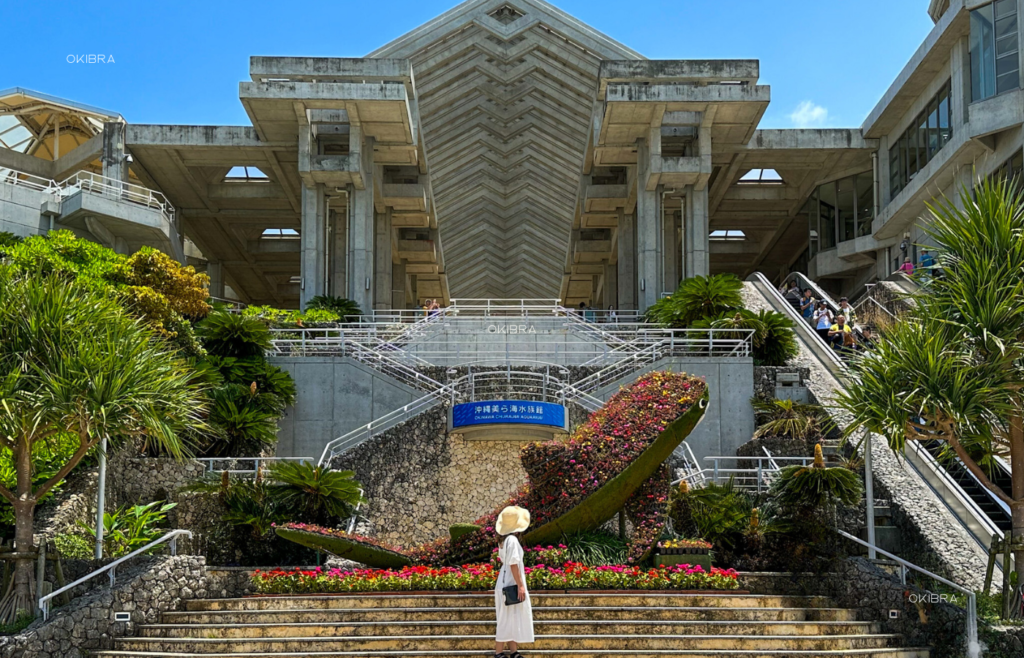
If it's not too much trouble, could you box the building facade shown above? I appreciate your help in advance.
[1,0,1020,307]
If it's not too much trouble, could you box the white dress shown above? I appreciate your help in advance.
[494,535,535,643]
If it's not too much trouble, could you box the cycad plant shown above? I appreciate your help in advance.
[196,311,273,358]
[770,445,862,510]
[268,461,364,525]
[752,399,831,440]
[697,308,798,366]
[646,274,743,327]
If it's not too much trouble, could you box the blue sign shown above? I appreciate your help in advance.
[452,400,566,430]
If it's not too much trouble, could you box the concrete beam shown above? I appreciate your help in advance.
[0,147,52,178]
[239,81,408,103]
[746,129,878,151]
[607,84,770,104]
[250,57,412,82]
[52,132,103,179]
[599,60,760,85]
[126,125,278,148]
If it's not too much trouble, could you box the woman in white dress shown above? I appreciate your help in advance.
[494,506,534,657]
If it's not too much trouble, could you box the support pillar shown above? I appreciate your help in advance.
[617,210,636,311]
[330,204,348,300]
[207,261,224,299]
[603,264,618,310]
[392,262,407,308]
[684,185,709,278]
[636,137,661,311]
[374,208,393,310]
[101,122,127,186]
[300,183,327,309]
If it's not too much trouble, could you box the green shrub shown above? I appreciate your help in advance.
[752,399,831,440]
[697,309,798,366]
[268,461,364,525]
[670,479,753,552]
[0,611,33,636]
[449,524,481,541]
[53,532,93,559]
[307,295,362,320]
[197,311,273,358]
[78,501,177,558]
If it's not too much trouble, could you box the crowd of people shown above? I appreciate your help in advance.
[783,282,872,356]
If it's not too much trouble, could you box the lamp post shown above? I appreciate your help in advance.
[94,436,107,559]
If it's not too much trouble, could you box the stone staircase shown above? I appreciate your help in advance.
[94,591,930,657]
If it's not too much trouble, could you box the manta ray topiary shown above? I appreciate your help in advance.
[277,371,708,566]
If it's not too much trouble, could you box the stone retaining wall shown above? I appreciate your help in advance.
[0,555,206,658]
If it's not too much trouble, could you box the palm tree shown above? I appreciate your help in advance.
[645,274,743,328]
[0,267,207,623]
[836,175,1024,581]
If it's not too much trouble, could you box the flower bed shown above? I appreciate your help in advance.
[251,562,740,595]
[658,539,713,555]
[490,544,568,568]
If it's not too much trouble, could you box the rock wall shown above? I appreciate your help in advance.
[752,365,810,402]
[0,555,207,658]
[331,403,573,547]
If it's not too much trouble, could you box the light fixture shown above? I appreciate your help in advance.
[640,278,646,292]
[365,277,371,290]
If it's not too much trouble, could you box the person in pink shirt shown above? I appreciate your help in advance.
[897,257,914,275]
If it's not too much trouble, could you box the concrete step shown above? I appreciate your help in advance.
[186,593,831,612]
[162,605,859,624]
[113,633,903,652]
[138,620,882,639]
[95,648,930,658]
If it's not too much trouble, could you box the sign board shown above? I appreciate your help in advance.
[451,400,567,431]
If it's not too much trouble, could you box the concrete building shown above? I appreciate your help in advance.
[1,0,1020,305]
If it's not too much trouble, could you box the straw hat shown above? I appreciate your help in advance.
[495,506,531,536]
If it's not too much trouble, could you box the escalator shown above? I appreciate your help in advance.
[747,270,1013,572]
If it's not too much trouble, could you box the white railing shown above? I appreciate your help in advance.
[38,529,192,621]
[319,390,451,465]
[197,456,311,476]
[59,171,176,227]
[837,529,978,657]
[0,168,62,194]
[448,369,604,412]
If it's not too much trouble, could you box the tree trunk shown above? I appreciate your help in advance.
[0,443,37,624]
[1009,410,1024,585]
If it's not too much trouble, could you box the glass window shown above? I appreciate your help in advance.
[917,112,929,170]
[819,181,837,250]
[855,172,874,237]
[938,86,951,145]
[837,176,856,243]
[889,144,902,198]
[972,4,997,101]
[972,1,1018,100]
[907,120,920,179]
[927,97,940,159]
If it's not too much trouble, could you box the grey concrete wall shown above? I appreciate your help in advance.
[0,182,51,237]
[270,356,421,459]
[592,356,756,464]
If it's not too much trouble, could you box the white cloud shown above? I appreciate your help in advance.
[789,101,828,128]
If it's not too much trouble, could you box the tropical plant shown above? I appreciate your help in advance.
[752,399,831,440]
[646,274,743,328]
[679,479,753,552]
[0,432,87,540]
[697,308,798,366]
[201,384,282,457]
[835,175,1024,582]
[0,232,22,249]
[0,266,207,623]
[560,529,629,566]
[268,461,364,525]
[307,295,362,320]
[197,311,273,358]
[78,501,177,558]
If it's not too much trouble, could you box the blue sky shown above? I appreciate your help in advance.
[2,0,935,129]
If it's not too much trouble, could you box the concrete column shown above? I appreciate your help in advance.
[950,36,970,130]
[300,183,327,309]
[348,135,375,312]
[684,185,709,278]
[636,138,661,310]
[392,261,406,308]
[331,204,348,299]
[603,264,618,310]
[101,122,127,185]
[374,208,393,310]
[207,261,224,299]
[617,210,636,311]
[662,204,677,292]
[877,137,891,208]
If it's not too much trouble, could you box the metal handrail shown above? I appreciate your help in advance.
[836,529,978,656]
[38,529,192,620]
[59,170,177,228]
[197,456,311,476]
[0,168,62,194]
